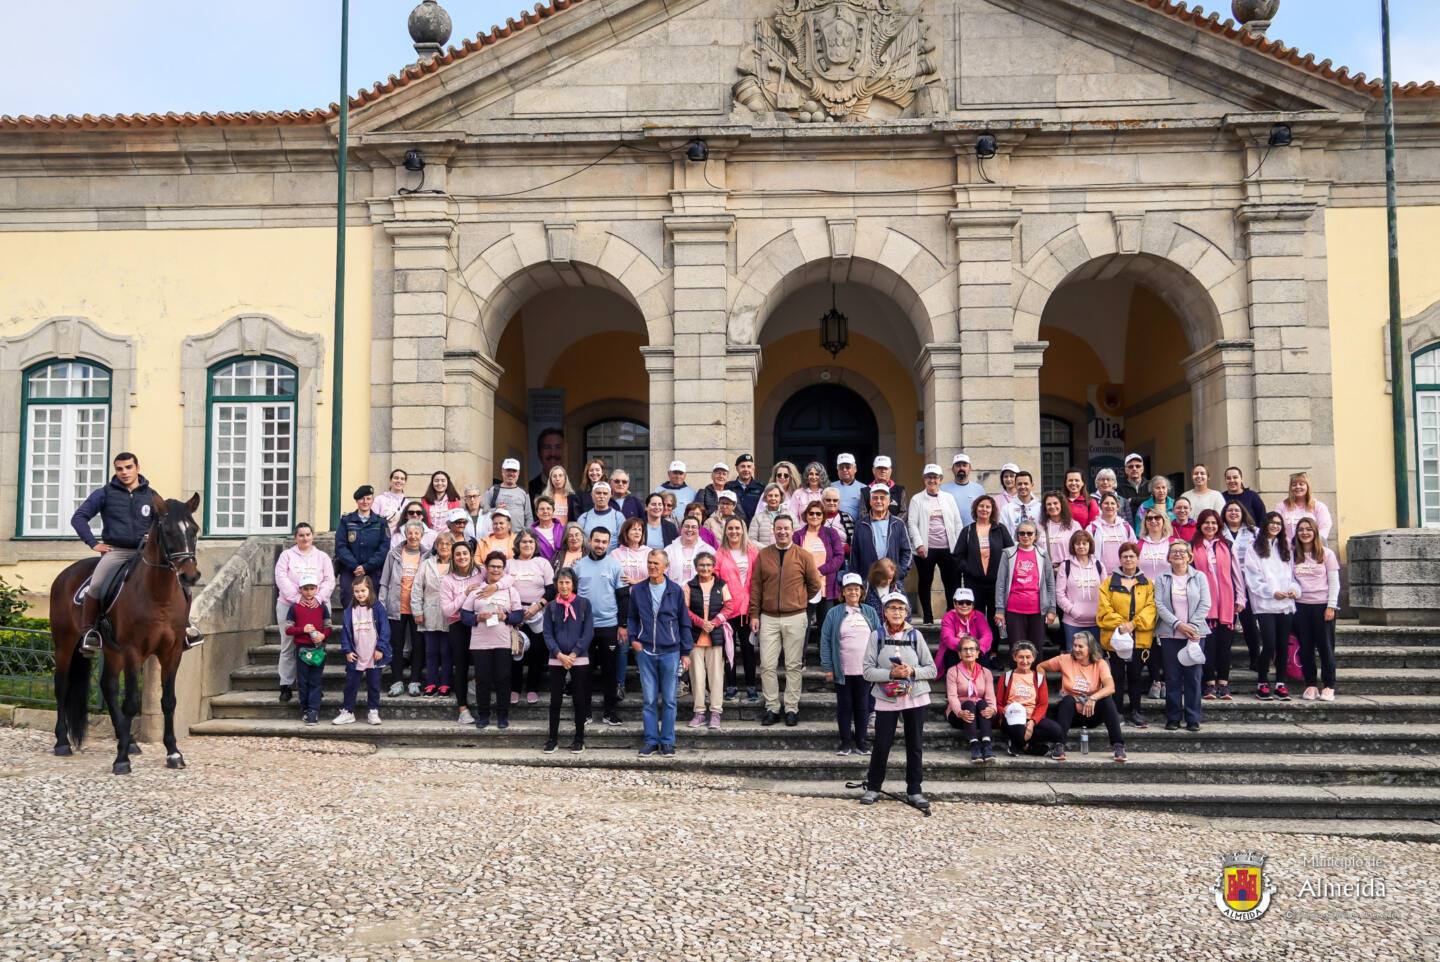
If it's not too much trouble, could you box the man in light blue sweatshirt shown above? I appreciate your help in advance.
[574,528,626,726]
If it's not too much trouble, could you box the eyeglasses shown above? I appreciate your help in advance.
[960,647,979,653]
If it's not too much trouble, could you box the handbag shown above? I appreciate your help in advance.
[1285,633,1304,682]
[298,645,326,667]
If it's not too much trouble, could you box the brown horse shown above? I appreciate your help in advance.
[50,493,202,774]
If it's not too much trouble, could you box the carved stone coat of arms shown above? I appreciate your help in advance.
[734,0,946,122]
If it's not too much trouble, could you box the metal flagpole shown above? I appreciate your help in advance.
[1381,0,1409,527]
[329,0,351,530]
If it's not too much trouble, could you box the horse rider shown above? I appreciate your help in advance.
[70,451,203,655]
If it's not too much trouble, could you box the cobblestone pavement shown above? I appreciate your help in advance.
[0,726,1433,962]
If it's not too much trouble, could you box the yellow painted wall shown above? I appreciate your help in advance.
[0,226,373,584]
[1327,205,1440,543]
[755,330,923,482]
[543,331,647,409]
[1039,326,1107,403]
[1124,287,1191,475]
[493,309,530,475]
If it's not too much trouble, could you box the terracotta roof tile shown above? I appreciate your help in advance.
[1,0,1433,133]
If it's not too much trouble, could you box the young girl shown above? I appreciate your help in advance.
[459,551,526,729]
[820,572,880,755]
[1292,517,1340,701]
[334,576,391,726]
[1192,509,1245,701]
[686,550,735,729]
[859,593,937,808]
[507,531,555,706]
[286,571,333,725]
[747,483,786,547]
[1244,512,1301,702]
[373,468,410,533]
[716,517,760,703]
[541,567,594,754]
[1154,541,1211,732]
[1055,530,1104,654]
[412,531,454,697]
[944,633,997,763]
[994,641,1063,757]
[421,470,460,533]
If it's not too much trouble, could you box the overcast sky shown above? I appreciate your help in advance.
[1,0,1436,117]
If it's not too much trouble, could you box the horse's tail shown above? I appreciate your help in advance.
[61,648,92,750]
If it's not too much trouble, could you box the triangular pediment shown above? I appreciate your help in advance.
[348,0,1376,135]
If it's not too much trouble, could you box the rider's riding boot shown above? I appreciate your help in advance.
[78,594,104,656]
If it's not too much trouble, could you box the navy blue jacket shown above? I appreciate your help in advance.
[336,511,389,575]
[627,578,694,656]
[70,474,157,549]
[341,600,393,667]
[726,479,765,521]
[543,595,595,659]
[849,515,913,584]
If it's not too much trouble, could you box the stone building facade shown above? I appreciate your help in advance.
[4,0,1440,588]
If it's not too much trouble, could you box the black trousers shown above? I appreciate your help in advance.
[1255,612,1293,685]
[1294,603,1337,689]
[449,622,474,709]
[1004,611,1047,654]
[1001,717,1064,754]
[1051,693,1124,746]
[835,676,869,748]
[1202,623,1235,685]
[965,577,999,645]
[914,547,959,623]
[1238,605,1261,670]
[388,614,422,687]
[590,626,620,717]
[724,618,757,690]
[547,664,592,739]
[807,598,836,651]
[511,623,547,695]
[1108,650,1147,716]
[946,699,993,743]
[866,706,925,794]
[472,648,511,722]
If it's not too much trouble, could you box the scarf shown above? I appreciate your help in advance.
[555,595,578,622]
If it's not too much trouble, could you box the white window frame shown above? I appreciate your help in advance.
[20,361,112,537]
[1415,346,1440,529]
[206,358,297,536]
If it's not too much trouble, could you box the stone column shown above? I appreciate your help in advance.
[642,346,675,492]
[1183,339,1257,479]
[1011,340,1047,474]
[1348,529,1440,625]
[725,343,763,457]
[665,213,735,471]
[950,208,1022,475]
[915,343,962,463]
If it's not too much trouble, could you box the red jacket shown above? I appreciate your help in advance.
[285,600,333,648]
[994,666,1049,724]
[1068,496,1099,529]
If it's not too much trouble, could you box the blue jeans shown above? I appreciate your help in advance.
[1160,636,1205,726]
[637,648,680,748]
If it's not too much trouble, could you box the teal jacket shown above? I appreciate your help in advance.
[819,603,881,684]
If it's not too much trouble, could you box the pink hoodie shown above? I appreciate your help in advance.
[275,545,336,606]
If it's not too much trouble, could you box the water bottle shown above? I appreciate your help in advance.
[1080,728,1090,755]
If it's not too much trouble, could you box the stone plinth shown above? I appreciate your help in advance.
[1347,529,1440,626]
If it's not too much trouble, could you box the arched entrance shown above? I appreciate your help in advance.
[773,383,878,471]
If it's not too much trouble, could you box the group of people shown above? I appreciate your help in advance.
[271,449,1338,807]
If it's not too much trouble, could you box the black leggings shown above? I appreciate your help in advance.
[1294,602,1337,689]
[590,626,620,716]
[511,623,547,695]
[915,547,959,623]
[725,618,757,690]
[1238,605,1261,670]
[866,706,925,794]
[966,577,999,647]
[946,699,993,743]
[1109,650,1148,716]
[1002,717,1064,754]
[388,614,422,687]
[835,676,869,748]
[1051,694,1124,746]
[472,648,511,722]
[449,622,473,709]
[547,664,592,739]
[1202,623,1235,685]
[1255,611,1293,685]
[1004,611,1046,654]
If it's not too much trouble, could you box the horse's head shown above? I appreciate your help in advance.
[151,493,202,586]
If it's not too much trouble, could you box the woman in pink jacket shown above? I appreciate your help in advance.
[273,522,336,703]
[715,517,760,703]
[936,587,994,674]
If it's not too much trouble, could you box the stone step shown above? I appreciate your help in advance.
[209,687,1439,725]
[373,745,1440,787]
[189,717,1440,755]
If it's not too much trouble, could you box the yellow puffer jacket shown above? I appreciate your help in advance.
[1095,571,1157,652]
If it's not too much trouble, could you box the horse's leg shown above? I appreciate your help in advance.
[98,658,129,775]
[161,648,185,770]
[117,668,142,768]
[53,641,71,756]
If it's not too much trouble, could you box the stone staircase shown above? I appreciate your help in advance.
[189,620,1440,821]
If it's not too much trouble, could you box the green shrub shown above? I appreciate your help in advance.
[0,574,27,628]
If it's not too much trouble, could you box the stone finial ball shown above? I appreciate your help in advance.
[408,0,453,47]
[1232,0,1280,24]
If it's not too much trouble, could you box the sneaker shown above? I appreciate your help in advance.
[859,789,881,805]
[438,686,451,697]
[688,712,706,728]
[570,737,585,754]
[1202,685,1217,701]
[407,683,421,697]
[388,682,404,697]
[760,710,781,727]
[458,708,475,726]
[510,691,520,705]
[474,716,490,730]
[1186,723,1201,732]
[526,691,539,705]
[304,712,318,726]
[497,716,509,730]
[1112,744,1127,763]
[660,744,676,757]
[708,712,721,730]
[853,742,871,756]
[542,739,558,754]
[279,685,293,704]
[724,686,737,701]
[332,710,356,726]
[367,710,381,726]
[981,741,994,763]
[603,713,623,727]
[1126,713,1149,729]
[970,742,983,763]
[1319,688,1335,702]
[784,711,799,727]
[638,743,659,757]
[1047,742,1067,761]
[422,685,438,697]
[1147,682,1163,700]
[1218,683,1233,701]
[1301,686,1319,701]
[1274,683,1291,701]
[1256,683,1272,701]
[836,740,854,756]
[907,793,930,810]
[1164,721,1180,731]
[746,688,760,703]
[1006,743,1020,757]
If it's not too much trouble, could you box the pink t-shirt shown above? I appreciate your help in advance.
[350,606,379,670]
[837,607,870,677]
[1138,537,1172,585]
[1170,576,1190,629]
[1294,550,1339,605]
[1007,548,1042,615]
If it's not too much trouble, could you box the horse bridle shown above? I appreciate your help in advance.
[138,527,196,574]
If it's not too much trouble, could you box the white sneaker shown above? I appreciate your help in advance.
[458,708,475,726]
[1302,686,1319,701]
[1319,688,1335,702]
[388,682,404,697]
[407,682,421,697]
[332,710,355,726]
[366,710,382,726]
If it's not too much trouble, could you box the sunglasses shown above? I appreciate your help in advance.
[407,510,424,516]
[806,511,823,517]
[956,601,973,606]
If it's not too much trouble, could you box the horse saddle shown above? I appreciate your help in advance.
[73,552,142,614]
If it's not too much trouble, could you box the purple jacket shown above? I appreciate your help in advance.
[795,524,847,599]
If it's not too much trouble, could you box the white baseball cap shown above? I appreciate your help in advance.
[669,460,687,473]
[1000,462,1020,474]
[1124,452,1144,465]
[953,587,975,603]
[873,455,892,469]
[712,462,729,473]
[298,568,319,587]
[952,453,971,465]
[591,481,611,493]
[501,458,520,471]
[447,507,469,523]
[841,572,864,588]
[490,507,511,519]
[868,483,891,496]
[836,453,856,467]
[880,591,910,609]
[923,463,942,477]
[718,490,738,503]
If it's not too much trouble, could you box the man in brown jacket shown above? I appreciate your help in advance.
[749,514,823,726]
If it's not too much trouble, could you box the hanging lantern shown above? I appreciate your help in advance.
[819,285,849,358]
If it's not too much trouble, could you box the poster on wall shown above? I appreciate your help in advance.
[526,389,565,494]
[1086,384,1125,482]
